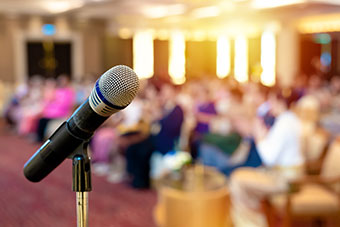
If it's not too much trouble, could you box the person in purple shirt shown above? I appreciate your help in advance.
[190,88,217,159]
[194,87,217,134]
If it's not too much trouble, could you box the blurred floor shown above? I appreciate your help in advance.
[0,125,157,227]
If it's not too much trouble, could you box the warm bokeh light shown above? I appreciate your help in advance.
[169,31,186,85]
[191,6,220,18]
[154,29,169,40]
[216,35,231,79]
[42,1,84,14]
[234,35,248,83]
[261,31,276,86]
[3,1,340,227]
[191,30,207,42]
[141,4,186,19]
[118,28,132,39]
[252,0,304,9]
[133,30,154,79]
[298,13,340,33]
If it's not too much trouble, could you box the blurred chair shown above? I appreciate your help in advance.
[296,95,320,144]
[296,95,330,175]
[263,137,340,227]
[302,128,330,175]
[296,95,320,124]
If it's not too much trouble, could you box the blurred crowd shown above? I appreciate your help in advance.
[2,71,340,225]
[3,74,94,140]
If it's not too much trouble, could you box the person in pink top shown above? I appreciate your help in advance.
[36,75,75,142]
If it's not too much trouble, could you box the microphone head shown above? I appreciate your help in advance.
[89,65,140,116]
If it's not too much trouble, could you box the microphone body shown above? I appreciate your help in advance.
[23,122,82,182]
[24,65,139,182]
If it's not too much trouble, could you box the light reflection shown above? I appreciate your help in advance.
[234,35,248,83]
[216,36,231,79]
[133,30,154,79]
[169,31,186,85]
[261,31,276,86]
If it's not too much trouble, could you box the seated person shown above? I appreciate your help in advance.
[131,85,185,185]
[189,87,217,157]
[3,80,30,129]
[18,76,47,136]
[36,75,74,142]
[114,85,184,188]
[230,89,303,227]
[198,86,267,175]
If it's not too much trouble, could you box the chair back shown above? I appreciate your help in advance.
[296,95,320,123]
[303,128,330,162]
[321,137,340,187]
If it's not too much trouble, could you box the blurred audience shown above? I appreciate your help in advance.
[1,73,339,196]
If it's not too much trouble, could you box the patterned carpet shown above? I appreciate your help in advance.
[0,128,157,227]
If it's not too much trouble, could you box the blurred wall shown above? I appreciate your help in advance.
[80,19,106,76]
[103,36,133,69]
[0,16,15,83]
[0,16,108,83]
[186,41,217,79]
[277,24,300,87]
[154,39,169,80]
[248,37,261,82]
[0,15,304,87]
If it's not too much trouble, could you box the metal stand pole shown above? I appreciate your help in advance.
[72,142,92,227]
[76,192,88,227]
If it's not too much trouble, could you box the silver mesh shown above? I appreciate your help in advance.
[98,65,139,108]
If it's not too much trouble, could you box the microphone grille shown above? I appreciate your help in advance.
[99,65,140,108]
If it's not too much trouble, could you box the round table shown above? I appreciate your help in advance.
[154,166,231,227]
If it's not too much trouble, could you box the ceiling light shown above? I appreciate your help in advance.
[312,0,340,6]
[141,4,186,19]
[252,0,305,9]
[118,28,132,39]
[191,6,220,18]
[43,1,84,14]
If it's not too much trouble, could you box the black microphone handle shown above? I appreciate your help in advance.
[23,122,83,182]
[23,99,109,182]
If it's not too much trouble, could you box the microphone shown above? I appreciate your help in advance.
[23,65,139,182]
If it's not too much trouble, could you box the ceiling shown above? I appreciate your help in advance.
[1,0,340,29]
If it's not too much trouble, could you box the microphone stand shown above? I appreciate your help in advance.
[71,142,92,227]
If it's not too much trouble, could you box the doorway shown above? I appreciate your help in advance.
[26,41,72,79]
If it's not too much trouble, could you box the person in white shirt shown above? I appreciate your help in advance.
[230,89,303,227]
[256,105,303,168]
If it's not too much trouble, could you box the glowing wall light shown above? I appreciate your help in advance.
[133,30,154,79]
[234,35,248,83]
[261,31,276,86]
[118,28,132,39]
[216,36,230,79]
[169,31,186,84]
